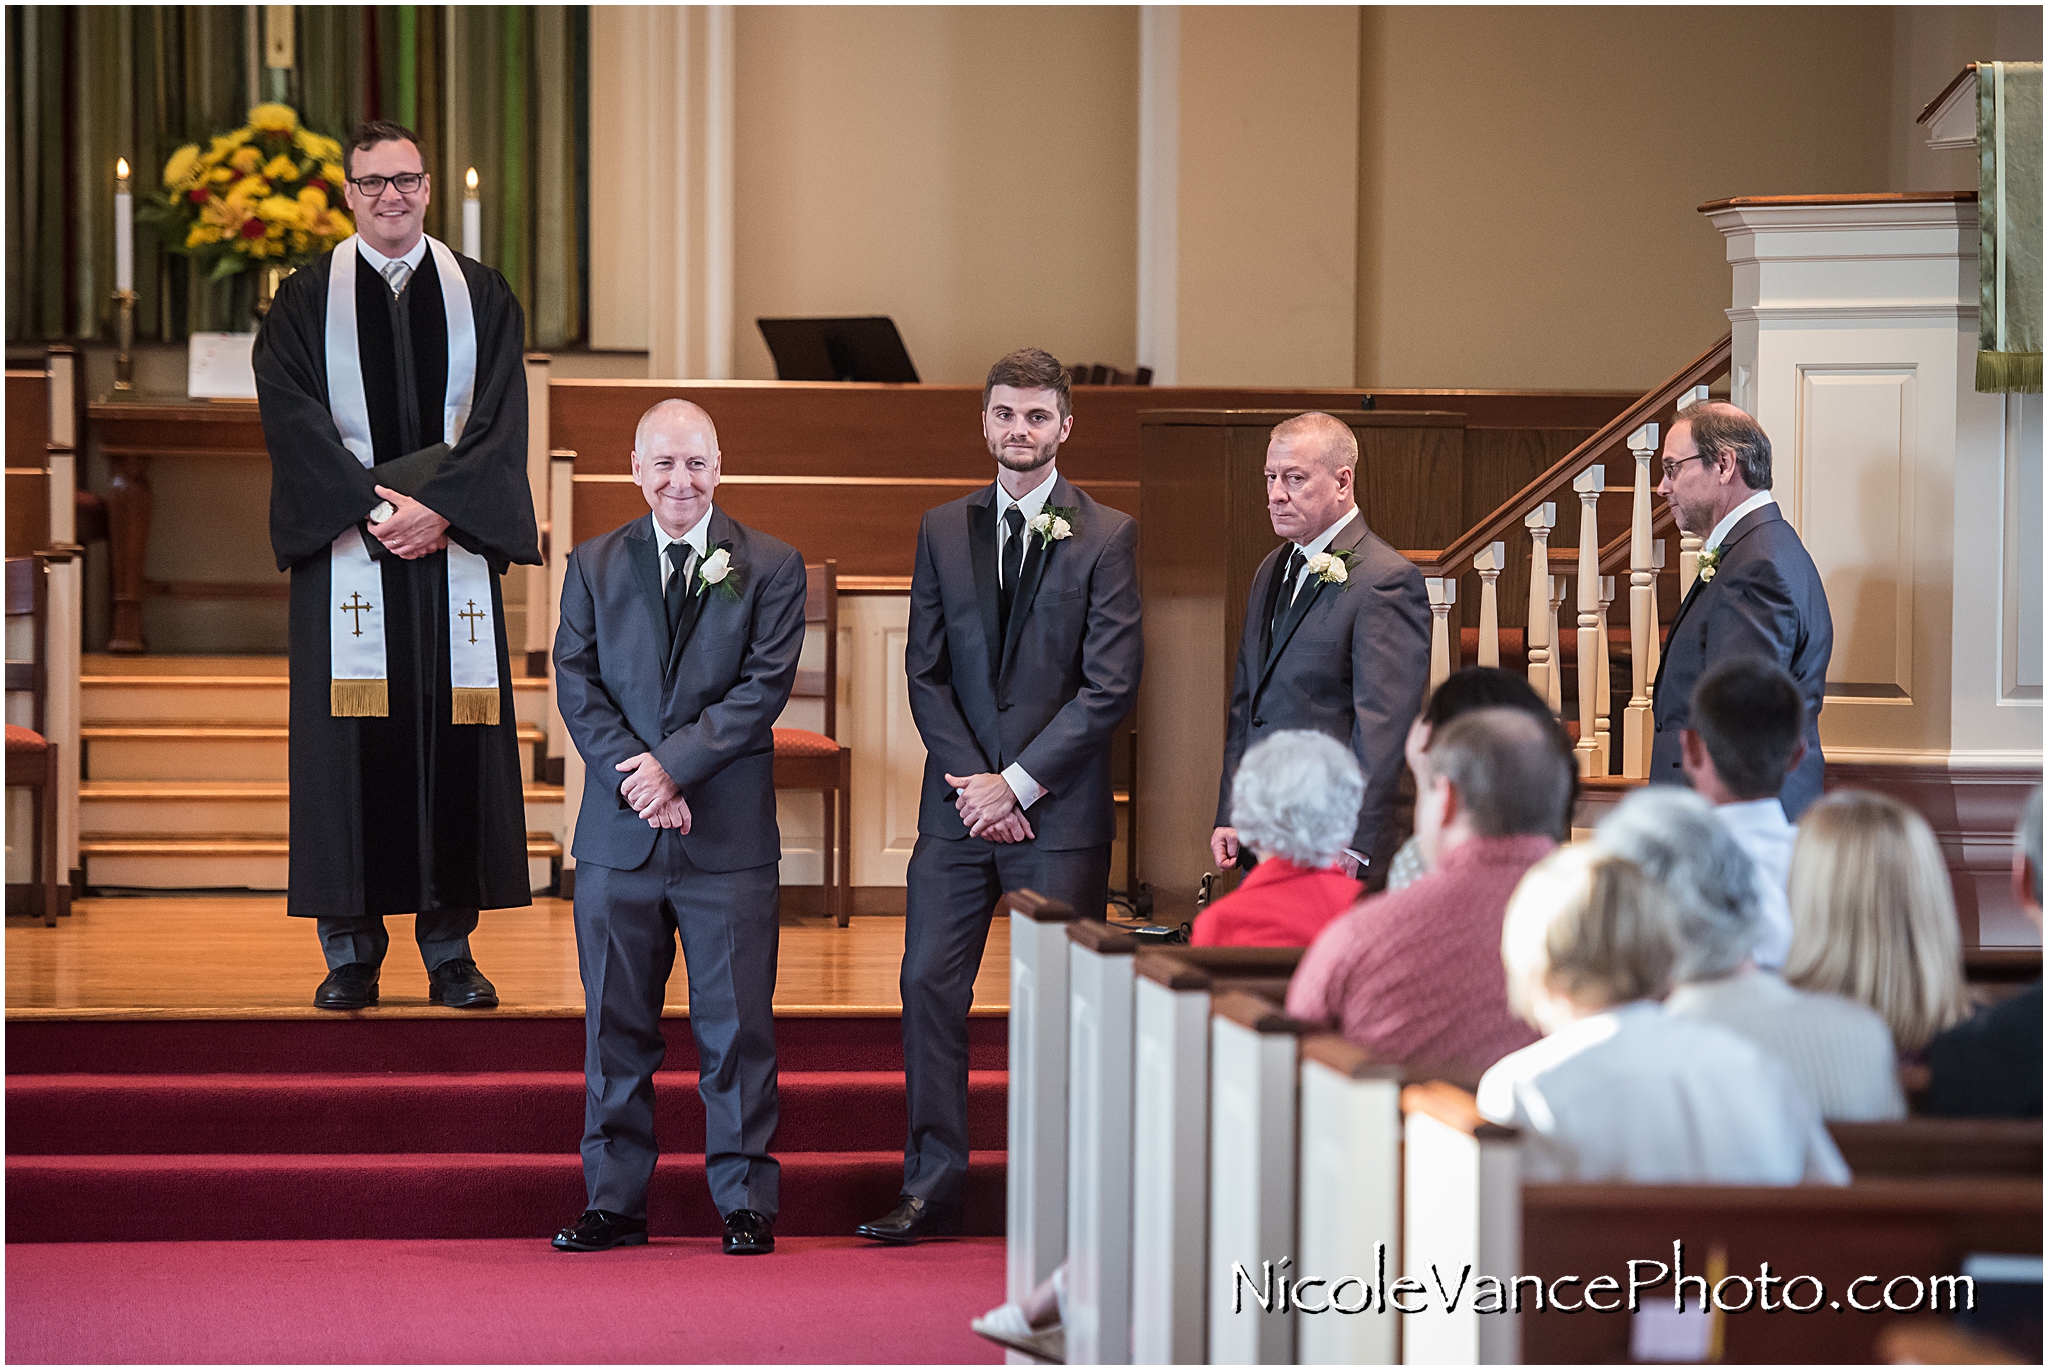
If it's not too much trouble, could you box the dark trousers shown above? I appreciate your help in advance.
[900,832,1110,1204]
[574,832,781,1221]
[316,909,477,971]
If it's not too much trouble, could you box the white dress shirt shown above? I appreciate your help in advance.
[355,233,430,282]
[1704,489,1775,553]
[651,507,712,590]
[1476,1000,1850,1185]
[1715,797,1797,969]
[1284,504,1361,606]
[1667,971,1907,1122]
[988,467,1060,810]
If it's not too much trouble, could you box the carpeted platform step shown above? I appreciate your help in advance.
[5,1150,1008,1243]
[8,1070,1006,1155]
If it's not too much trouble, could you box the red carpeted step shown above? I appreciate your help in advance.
[8,1070,1007,1156]
[5,1150,1008,1242]
[5,1014,1008,1075]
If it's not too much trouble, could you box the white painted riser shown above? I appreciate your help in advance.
[81,791,565,837]
[84,852,555,893]
[82,681,551,726]
[84,729,545,783]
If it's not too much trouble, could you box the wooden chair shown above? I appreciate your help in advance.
[772,561,853,926]
[6,555,60,925]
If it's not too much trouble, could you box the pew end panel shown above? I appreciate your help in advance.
[1006,890,1076,1306]
[1400,1082,1522,1366]
[1131,971,1213,1365]
[1298,1035,1405,1366]
[1065,917,1140,1364]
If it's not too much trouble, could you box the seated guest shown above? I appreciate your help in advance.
[1786,791,1970,1054]
[1478,845,1850,1184]
[1681,656,1808,969]
[1597,788,1905,1120]
[1191,730,1363,946]
[1384,667,1572,891]
[1926,787,2043,1118]
[1287,708,1570,1072]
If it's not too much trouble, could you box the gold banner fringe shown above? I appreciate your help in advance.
[1978,350,2044,394]
[331,678,389,717]
[451,687,501,727]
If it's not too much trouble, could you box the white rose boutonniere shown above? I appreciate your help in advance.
[697,543,743,601]
[1305,547,1358,586]
[1696,548,1721,585]
[1030,504,1079,543]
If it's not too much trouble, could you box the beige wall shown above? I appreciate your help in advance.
[731,6,1140,385]
[1889,6,2043,192]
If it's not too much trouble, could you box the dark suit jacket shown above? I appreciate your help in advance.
[1650,502,1833,819]
[906,474,1143,851]
[555,508,808,873]
[1216,510,1432,878]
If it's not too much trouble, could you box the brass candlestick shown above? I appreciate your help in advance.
[113,287,138,392]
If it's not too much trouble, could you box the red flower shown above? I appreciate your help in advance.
[188,188,211,204]
[240,217,266,239]
[307,178,329,195]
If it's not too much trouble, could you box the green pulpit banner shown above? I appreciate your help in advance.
[1978,61,2042,394]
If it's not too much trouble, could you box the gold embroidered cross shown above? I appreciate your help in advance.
[340,592,373,637]
[458,598,487,644]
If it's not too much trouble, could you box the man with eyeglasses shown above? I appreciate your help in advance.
[1648,401,1832,819]
[254,120,540,1010]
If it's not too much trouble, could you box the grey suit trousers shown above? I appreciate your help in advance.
[574,831,781,1221]
[900,833,1110,1204]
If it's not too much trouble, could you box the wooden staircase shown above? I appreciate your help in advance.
[78,656,563,891]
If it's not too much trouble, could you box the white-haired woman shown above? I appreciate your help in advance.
[1597,788,1905,1120]
[1192,729,1365,947]
[1477,845,1848,1184]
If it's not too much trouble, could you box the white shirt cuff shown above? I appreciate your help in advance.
[1002,763,1047,811]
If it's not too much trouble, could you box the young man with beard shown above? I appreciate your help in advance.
[857,348,1143,1243]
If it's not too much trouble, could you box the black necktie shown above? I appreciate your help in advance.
[664,541,690,637]
[999,506,1027,631]
[1272,546,1305,635]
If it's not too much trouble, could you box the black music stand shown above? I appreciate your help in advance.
[757,317,920,383]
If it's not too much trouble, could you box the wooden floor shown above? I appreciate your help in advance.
[5,897,1009,1020]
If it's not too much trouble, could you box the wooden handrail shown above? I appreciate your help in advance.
[1408,334,1732,577]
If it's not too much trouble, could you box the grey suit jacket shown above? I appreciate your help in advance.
[555,508,808,873]
[906,475,1143,851]
[1650,502,1832,819]
[1216,511,1432,875]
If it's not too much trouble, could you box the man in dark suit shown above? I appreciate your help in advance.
[550,399,808,1257]
[1211,411,1431,891]
[857,348,1143,1243]
[1649,401,1832,819]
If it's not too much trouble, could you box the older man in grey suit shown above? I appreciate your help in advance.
[858,348,1143,1243]
[1212,411,1431,891]
[551,399,808,1257]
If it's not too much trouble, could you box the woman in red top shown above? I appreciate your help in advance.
[1192,730,1363,946]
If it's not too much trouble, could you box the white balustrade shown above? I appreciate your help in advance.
[523,353,553,667]
[1594,575,1615,776]
[1007,892,1075,1310]
[1209,992,1302,1365]
[549,453,580,871]
[1679,382,1711,409]
[1544,575,1567,716]
[1472,541,1505,669]
[1066,922,1139,1365]
[1296,1038,1403,1365]
[1678,532,1703,597]
[1622,424,1659,778]
[1400,1085,1522,1365]
[1571,467,1605,777]
[1522,504,1557,710]
[1425,577,1457,693]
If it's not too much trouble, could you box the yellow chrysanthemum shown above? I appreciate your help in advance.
[262,155,298,182]
[230,146,264,174]
[226,177,271,209]
[296,132,342,163]
[185,223,222,249]
[321,161,346,186]
[318,208,354,239]
[163,144,202,189]
[296,185,328,212]
[209,165,235,184]
[247,103,298,134]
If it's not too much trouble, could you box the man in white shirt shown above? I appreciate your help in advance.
[1648,403,1832,818]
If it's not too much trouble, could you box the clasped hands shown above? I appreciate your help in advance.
[367,484,451,560]
[946,771,1033,844]
[617,752,692,831]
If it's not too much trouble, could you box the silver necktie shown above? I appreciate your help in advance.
[382,260,411,296]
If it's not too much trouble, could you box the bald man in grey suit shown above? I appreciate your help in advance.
[858,348,1143,1243]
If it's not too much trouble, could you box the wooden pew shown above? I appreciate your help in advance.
[1827,1118,2042,1178]
[1066,918,1141,1364]
[1399,1084,2044,1365]
[1130,947,1303,1363]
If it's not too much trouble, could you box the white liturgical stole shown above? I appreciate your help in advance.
[323,234,500,725]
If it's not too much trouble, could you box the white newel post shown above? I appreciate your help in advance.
[1623,423,1658,779]
[1066,923,1139,1365]
[1130,963,1215,1364]
[1523,504,1556,709]
[1007,893,1075,1309]
[1571,466,1605,777]
[1473,541,1505,669]
[523,353,551,671]
[1425,577,1456,693]
[44,347,82,883]
[549,452,578,878]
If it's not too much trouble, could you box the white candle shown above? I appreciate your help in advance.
[114,157,134,292]
[463,167,481,261]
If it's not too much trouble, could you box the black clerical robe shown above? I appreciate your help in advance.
[253,242,540,921]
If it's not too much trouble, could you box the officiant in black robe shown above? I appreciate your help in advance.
[253,121,539,1010]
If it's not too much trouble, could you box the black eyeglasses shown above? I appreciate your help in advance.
[348,172,427,197]
[1660,453,1712,481]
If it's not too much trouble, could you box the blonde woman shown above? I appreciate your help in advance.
[1477,845,1848,1184]
[1785,791,1970,1054]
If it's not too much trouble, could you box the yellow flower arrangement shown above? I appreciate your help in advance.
[141,104,352,283]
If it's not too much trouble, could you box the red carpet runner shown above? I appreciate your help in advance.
[7,1014,1007,1241]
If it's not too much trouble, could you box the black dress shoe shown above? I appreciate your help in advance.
[428,958,498,1009]
[855,1195,962,1244]
[722,1208,775,1255]
[551,1209,648,1251]
[313,963,379,1010]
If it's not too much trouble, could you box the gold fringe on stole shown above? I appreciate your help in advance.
[331,678,389,717]
[1978,350,2044,394]
[451,687,501,726]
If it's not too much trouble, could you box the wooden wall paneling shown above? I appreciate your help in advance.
[7,470,51,556]
[7,371,49,467]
